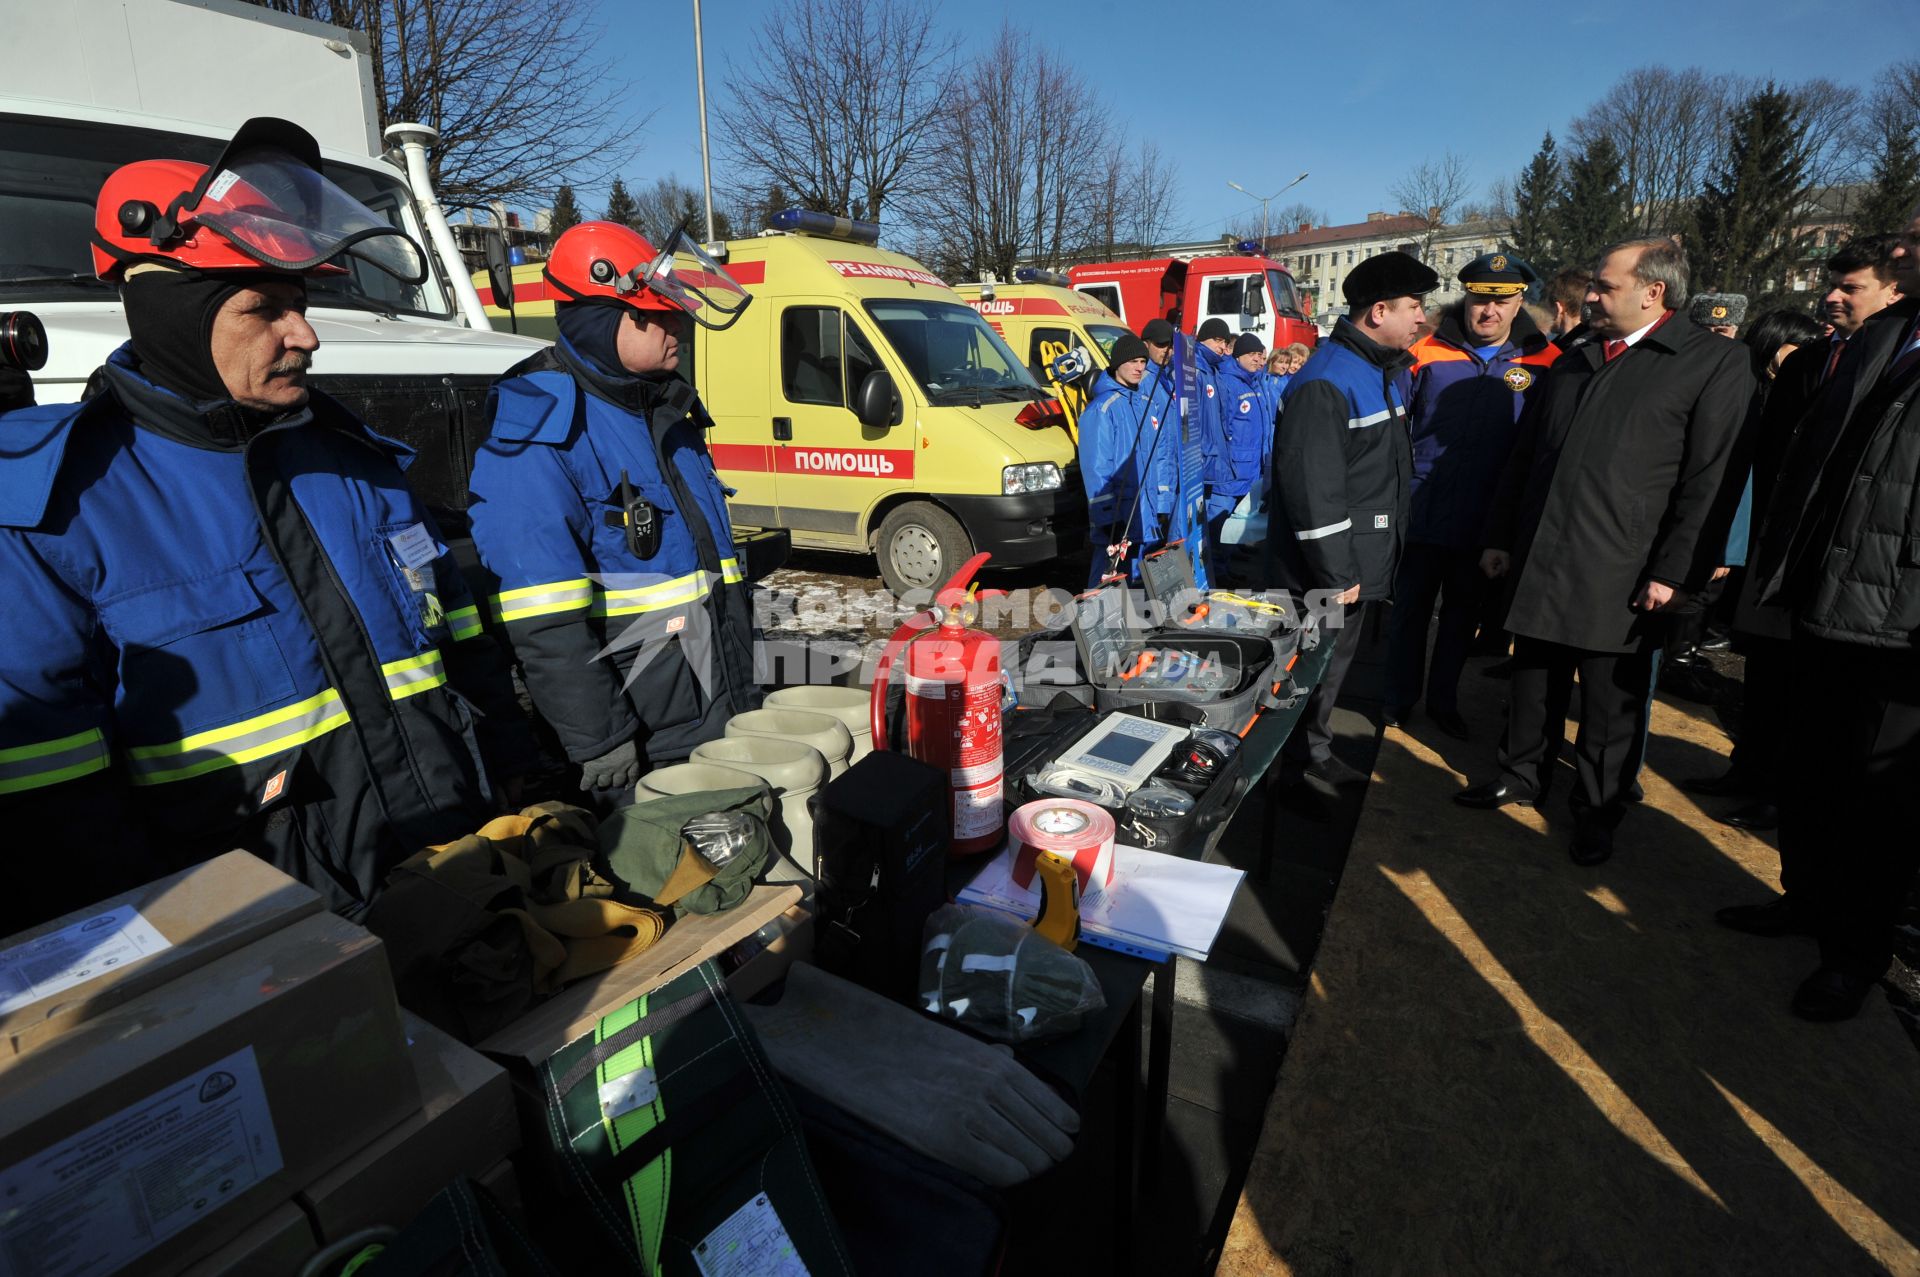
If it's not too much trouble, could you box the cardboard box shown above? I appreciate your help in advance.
[0,851,323,1060]
[725,904,814,1002]
[0,912,418,1277]
[297,1012,519,1242]
[177,1204,317,1277]
[479,883,802,1072]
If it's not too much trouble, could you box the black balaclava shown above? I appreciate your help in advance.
[120,265,295,404]
[554,300,687,417]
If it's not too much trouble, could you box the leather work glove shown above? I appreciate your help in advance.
[744,962,1079,1187]
[578,740,640,793]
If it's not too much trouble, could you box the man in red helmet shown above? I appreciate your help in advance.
[467,220,760,792]
[0,118,530,930]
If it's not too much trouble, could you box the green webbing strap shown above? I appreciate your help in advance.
[596,994,669,1276]
[589,1070,758,1194]
[554,986,717,1101]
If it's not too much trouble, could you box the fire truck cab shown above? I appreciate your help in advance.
[1068,252,1317,352]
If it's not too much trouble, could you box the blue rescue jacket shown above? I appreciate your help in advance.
[1194,343,1229,489]
[0,345,518,926]
[1405,309,1560,548]
[1212,358,1282,497]
[1077,368,1176,579]
[468,342,760,765]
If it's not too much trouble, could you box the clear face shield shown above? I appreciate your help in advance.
[185,146,428,283]
[635,219,752,331]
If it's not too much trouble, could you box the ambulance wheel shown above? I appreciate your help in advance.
[877,502,972,597]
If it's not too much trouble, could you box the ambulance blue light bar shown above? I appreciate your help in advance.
[769,209,881,245]
[1235,239,1268,256]
[1014,267,1070,287]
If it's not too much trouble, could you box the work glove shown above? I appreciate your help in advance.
[744,962,1079,1187]
[578,740,640,793]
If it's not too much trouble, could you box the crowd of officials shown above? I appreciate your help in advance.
[1075,204,1920,1023]
[2,110,1916,1032]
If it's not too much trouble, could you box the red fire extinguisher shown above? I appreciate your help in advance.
[871,552,1005,857]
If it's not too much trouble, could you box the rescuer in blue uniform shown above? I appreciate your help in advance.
[467,221,760,794]
[1193,317,1234,577]
[1208,332,1280,581]
[1078,333,1171,584]
[1385,252,1559,740]
[0,118,529,931]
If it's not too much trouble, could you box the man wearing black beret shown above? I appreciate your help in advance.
[1271,250,1438,797]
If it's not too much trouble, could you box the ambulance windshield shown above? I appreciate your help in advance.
[863,298,1049,405]
[1086,323,1130,360]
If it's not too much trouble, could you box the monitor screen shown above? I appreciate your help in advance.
[1086,732,1155,768]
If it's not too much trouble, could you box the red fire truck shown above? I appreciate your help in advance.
[1067,250,1317,352]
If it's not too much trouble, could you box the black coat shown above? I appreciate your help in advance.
[1483,312,1752,653]
[1754,297,1920,649]
[1731,337,1831,639]
[1267,318,1415,601]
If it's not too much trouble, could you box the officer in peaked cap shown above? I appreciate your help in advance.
[1456,251,1538,298]
[1386,251,1559,741]
[1688,292,1748,338]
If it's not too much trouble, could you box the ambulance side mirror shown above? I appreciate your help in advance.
[1244,277,1267,318]
[854,369,899,429]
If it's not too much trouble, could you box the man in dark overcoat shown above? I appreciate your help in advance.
[1727,201,1920,1021]
[1456,238,1751,865]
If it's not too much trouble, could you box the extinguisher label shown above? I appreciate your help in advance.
[954,775,1004,840]
[953,755,1002,787]
[953,678,1001,770]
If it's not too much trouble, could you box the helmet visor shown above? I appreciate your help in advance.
[191,148,428,284]
[642,222,751,331]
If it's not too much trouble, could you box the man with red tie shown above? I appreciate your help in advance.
[1725,201,1920,1021]
[1456,239,1751,867]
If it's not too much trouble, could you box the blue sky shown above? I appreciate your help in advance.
[591,0,1920,238]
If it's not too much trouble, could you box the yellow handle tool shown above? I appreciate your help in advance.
[1030,850,1082,952]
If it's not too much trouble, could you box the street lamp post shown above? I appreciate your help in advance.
[1227,172,1310,247]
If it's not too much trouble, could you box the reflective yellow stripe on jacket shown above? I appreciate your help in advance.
[592,558,746,619]
[382,650,449,700]
[491,578,593,624]
[446,604,484,642]
[0,728,111,795]
[126,689,351,786]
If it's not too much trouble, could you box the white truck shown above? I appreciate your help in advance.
[0,0,545,528]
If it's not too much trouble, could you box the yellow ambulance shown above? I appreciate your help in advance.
[951,271,1130,443]
[478,213,1084,595]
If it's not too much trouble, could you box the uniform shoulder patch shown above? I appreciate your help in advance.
[1503,366,1534,391]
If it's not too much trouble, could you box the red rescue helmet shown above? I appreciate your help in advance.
[543,220,751,331]
[92,116,426,285]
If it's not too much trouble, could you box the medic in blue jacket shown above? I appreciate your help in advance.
[467,222,761,794]
[1077,334,1178,585]
[0,118,529,931]
[1209,332,1282,553]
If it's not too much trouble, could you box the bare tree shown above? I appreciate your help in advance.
[716,0,959,224]
[244,0,646,208]
[915,26,1110,279]
[1122,140,1181,251]
[629,176,735,246]
[1570,67,1727,237]
[1388,152,1473,261]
